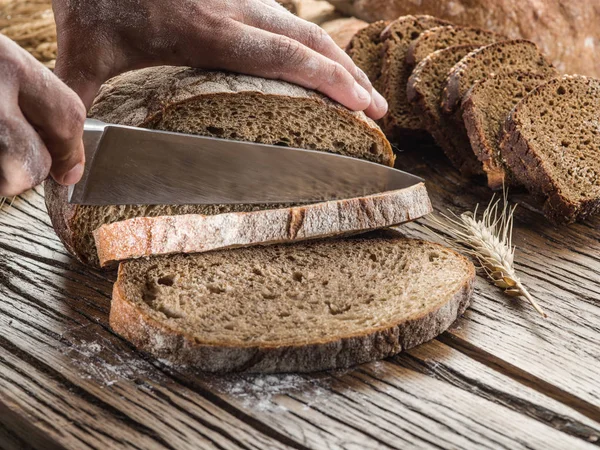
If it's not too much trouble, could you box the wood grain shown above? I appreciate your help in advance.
[1,145,599,449]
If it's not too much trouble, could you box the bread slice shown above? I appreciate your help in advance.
[442,40,557,114]
[94,184,432,267]
[500,75,600,223]
[110,234,475,372]
[406,25,504,66]
[45,67,395,268]
[346,20,390,92]
[379,15,451,139]
[462,72,551,189]
[407,45,483,175]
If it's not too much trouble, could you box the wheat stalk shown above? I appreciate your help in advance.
[429,192,546,318]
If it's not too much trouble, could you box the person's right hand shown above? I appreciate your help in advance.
[0,34,86,197]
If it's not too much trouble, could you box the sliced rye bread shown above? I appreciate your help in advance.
[441,40,558,115]
[110,233,475,372]
[379,15,451,139]
[94,184,432,267]
[406,25,504,66]
[346,20,390,93]
[500,75,600,223]
[462,72,552,189]
[45,67,395,268]
[406,45,483,175]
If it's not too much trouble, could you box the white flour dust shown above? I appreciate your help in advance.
[207,373,331,412]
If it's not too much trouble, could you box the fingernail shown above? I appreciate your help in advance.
[354,81,371,102]
[62,163,84,185]
[373,89,388,112]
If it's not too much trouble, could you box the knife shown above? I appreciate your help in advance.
[69,119,424,205]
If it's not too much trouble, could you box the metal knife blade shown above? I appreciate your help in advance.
[69,119,424,205]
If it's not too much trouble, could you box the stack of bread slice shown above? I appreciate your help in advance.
[346,16,600,223]
[46,66,476,372]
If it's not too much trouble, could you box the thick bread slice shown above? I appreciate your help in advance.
[407,45,483,175]
[442,40,557,114]
[110,234,475,372]
[379,15,451,139]
[462,72,551,189]
[406,25,504,66]
[346,20,390,92]
[500,75,600,223]
[94,184,432,266]
[45,67,395,268]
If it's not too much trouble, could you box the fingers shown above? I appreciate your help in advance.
[0,111,52,197]
[241,2,388,119]
[18,56,86,185]
[214,23,373,113]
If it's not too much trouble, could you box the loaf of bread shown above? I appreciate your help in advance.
[110,233,475,372]
[45,67,395,268]
[327,0,600,78]
[500,75,600,223]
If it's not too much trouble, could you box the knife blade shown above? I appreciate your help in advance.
[68,119,423,205]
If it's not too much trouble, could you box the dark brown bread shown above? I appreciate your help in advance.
[379,15,450,139]
[45,67,394,268]
[462,72,551,189]
[327,0,600,79]
[500,75,600,223]
[346,20,390,93]
[110,234,475,372]
[442,40,557,114]
[406,45,482,175]
[94,184,432,267]
[406,25,504,66]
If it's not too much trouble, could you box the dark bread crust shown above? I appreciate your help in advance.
[500,75,600,223]
[44,179,84,263]
[109,237,475,373]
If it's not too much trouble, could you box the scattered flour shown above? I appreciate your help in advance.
[207,373,332,413]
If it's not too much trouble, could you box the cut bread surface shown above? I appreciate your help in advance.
[110,235,475,372]
[407,45,483,175]
[45,67,395,268]
[500,75,600,223]
[442,40,557,114]
[462,72,550,189]
[346,20,390,93]
[406,25,503,66]
[379,15,450,138]
[94,184,432,267]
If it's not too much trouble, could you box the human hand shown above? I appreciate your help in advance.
[0,35,86,197]
[52,0,388,118]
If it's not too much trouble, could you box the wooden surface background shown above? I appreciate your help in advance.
[0,146,599,450]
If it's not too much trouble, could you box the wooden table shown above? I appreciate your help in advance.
[1,150,599,450]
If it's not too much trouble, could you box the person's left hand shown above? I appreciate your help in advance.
[52,0,388,119]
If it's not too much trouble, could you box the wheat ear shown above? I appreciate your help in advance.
[429,193,546,318]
